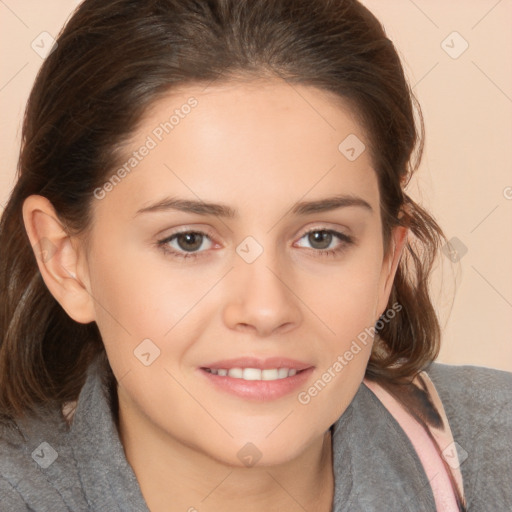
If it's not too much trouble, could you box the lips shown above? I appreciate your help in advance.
[198,356,314,399]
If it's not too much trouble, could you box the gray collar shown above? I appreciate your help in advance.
[69,356,150,512]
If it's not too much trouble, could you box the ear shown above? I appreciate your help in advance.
[22,195,96,324]
[375,225,408,319]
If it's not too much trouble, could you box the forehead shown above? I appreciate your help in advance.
[95,79,378,219]
[139,78,369,159]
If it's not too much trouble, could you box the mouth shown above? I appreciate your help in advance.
[202,367,306,381]
[198,357,314,400]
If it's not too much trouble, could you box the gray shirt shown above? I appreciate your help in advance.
[1,357,511,511]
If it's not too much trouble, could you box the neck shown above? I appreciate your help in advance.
[118,403,334,512]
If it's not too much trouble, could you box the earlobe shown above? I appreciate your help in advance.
[22,195,96,324]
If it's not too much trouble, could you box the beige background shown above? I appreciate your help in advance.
[1,1,511,371]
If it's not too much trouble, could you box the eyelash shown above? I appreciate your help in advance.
[156,227,354,260]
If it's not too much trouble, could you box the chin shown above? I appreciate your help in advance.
[206,432,311,469]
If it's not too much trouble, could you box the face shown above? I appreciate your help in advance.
[41,79,405,467]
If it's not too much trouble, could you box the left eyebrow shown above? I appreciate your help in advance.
[291,195,373,215]
[134,194,373,219]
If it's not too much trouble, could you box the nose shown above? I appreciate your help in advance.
[222,246,303,337]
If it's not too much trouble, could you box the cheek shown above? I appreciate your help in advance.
[296,273,381,431]
[85,232,233,385]
[88,230,171,318]
[85,236,191,373]
[304,251,384,337]
[299,245,383,387]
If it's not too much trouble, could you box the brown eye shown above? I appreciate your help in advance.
[175,232,204,252]
[157,230,214,259]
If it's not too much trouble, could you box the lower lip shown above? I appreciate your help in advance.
[198,367,314,401]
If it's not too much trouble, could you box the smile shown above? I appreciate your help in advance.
[203,367,300,381]
[199,366,314,401]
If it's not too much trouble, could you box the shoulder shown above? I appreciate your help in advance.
[426,362,512,510]
[426,361,512,425]
[0,409,85,510]
[427,361,512,400]
[0,475,27,511]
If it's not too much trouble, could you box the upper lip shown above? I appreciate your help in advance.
[201,357,313,371]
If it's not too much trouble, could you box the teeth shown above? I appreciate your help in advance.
[242,368,261,380]
[277,368,289,379]
[207,367,300,381]
[228,367,243,379]
[262,369,279,380]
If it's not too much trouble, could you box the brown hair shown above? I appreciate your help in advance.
[0,0,445,422]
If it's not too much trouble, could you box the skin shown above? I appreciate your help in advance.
[23,78,407,512]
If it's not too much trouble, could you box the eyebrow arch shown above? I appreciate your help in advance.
[134,194,373,218]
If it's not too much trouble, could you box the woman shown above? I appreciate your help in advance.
[0,1,510,511]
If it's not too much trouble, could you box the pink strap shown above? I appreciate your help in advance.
[364,373,465,511]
